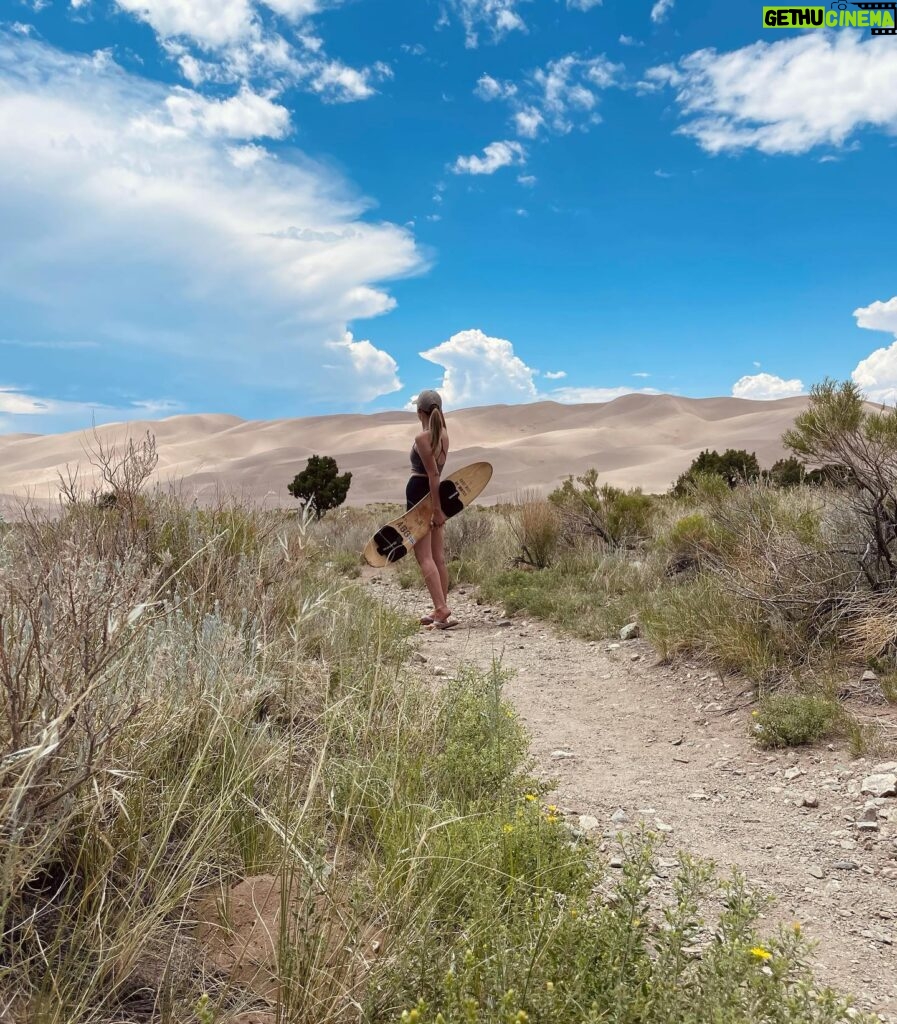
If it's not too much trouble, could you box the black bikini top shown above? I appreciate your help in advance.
[410,438,447,475]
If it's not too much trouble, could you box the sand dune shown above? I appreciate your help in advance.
[0,394,811,509]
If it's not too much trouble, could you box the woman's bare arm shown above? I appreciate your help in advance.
[415,431,446,527]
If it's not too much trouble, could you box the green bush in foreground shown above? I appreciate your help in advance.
[383,830,860,1024]
[753,693,842,748]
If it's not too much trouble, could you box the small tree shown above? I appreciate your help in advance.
[673,448,761,495]
[767,456,807,488]
[288,455,351,519]
[784,379,897,584]
[549,469,654,549]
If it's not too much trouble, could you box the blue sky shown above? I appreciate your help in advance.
[1,0,897,432]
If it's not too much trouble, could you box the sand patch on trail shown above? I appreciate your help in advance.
[368,570,897,1022]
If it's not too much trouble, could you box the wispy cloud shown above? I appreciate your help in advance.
[453,139,526,175]
[439,0,527,48]
[0,339,100,350]
[114,0,390,103]
[473,53,623,140]
[650,0,674,23]
[648,33,897,155]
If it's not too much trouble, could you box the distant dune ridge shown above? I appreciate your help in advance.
[0,394,811,509]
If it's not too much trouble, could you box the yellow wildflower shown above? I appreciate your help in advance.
[515,1012,529,1024]
[546,814,559,823]
[792,922,801,935]
[547,804,558,812]
[525,793,537,802]
[503,824,515,834]
[750,946,772,960]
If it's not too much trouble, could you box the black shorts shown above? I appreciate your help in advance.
[406,475,430,510]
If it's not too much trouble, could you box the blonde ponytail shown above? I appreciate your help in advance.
[428,408,445,455]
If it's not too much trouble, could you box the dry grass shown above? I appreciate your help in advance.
[0,438,872,1023]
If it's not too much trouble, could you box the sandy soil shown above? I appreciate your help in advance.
[0,394,809,508]
[368,570,897,1022]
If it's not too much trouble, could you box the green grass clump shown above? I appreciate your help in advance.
[753,693,842,748]
[475,552,647,640]
[640,575,788,683]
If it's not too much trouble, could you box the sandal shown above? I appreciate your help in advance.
[432,617,459,630]
[419,615,435,625]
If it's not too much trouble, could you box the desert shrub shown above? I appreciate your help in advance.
[673,448,762,495]
[442,508,497,564]
[430,666,531,809]
[311,505,380,559]
[504,493,560,569]
[396,559,419,589]
[641,481,866,680]
[549,469,655,548]
[784,379,897,588]
[656,510,730,574]
[754,693,841,748]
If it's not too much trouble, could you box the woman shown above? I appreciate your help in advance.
[407,389,456,629]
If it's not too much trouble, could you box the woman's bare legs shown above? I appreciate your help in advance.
[414,533,450,620]
[430,522,449,600]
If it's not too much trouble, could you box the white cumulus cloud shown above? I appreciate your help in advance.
[453,139,526,175]
[649,32,897,155]
[115,0,255,49]
[325,332,402,401]
[161,85,290,138]
[731,373,805,400]
[308,59,392,102]
[854,296,897,334]
[851,296,897,404]
[0,34,421,403]
[567,0,602,9]
[419,328,539,407]
[418,329,660,409]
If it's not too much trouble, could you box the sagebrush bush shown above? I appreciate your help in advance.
[754,693,842,748]
[504,493,560,569]
[550,469,655,549]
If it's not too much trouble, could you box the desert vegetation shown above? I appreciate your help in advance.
[321,381,897,755]
[0,426,872,1022]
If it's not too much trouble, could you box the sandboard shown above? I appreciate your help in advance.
[363,461,493,568]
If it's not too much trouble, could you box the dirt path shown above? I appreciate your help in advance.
[367,570,897,1021]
